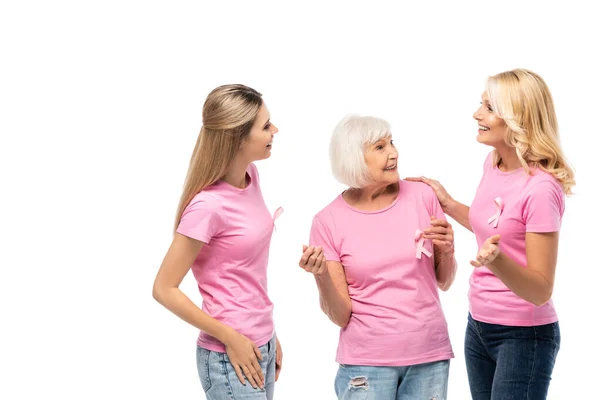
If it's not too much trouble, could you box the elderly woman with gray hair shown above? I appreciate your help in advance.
[298,114,457,399]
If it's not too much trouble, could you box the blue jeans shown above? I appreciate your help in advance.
[334,360,450,399]
[196,335,276,400]
[465,313,560,400]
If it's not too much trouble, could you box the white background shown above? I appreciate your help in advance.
[1,1,598,399]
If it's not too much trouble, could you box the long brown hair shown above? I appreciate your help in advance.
[174,84,263,232]
[486,69,575,195]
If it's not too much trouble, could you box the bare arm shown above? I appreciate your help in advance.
[299,246,352,328]
[406,177,473,232]
[434,249,457,291]
[444,200,472,232]
[153,233,265,388]
[152,233,235,342]
[315,261,352,328]
[473,232,558,306]
[424,217,457,291]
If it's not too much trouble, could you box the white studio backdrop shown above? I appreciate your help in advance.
[1,1,598,399]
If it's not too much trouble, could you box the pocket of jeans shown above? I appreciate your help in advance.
[196,347,212,391]
[535,322,561,347]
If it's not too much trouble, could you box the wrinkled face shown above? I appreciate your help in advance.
[240,103,279,161]
[363,135,399,185]
[473,92,508,146]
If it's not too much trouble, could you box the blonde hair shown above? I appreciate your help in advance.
[174,84,263,232]
[486,69,575,195]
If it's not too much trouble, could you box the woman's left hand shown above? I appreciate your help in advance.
[423,216,455,254]
[470,235,501,267]
[275,337,283,381]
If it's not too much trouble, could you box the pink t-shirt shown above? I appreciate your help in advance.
[310,180,454,366]
[176,163,276,352]
[468,152,565,326]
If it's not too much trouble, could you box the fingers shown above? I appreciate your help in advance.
[250,358,265,387]
[299,245,314,265]
[489,234,501,244]
[233,364,246,386]
[423,233,450,241]
[314,253,326,275]
[404,177,423,182]
[428,217,449,227]
[307,248,321,267]
[242,364,260,389]
[302,244,308,252]
[275,339,282,381]
[253,343,263,361]
[432,239,454,251]
[299,246,326,274]
[470,260,482,267]
[251,344,265,387]
[423,226,449,235]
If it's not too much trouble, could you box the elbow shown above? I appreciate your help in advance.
[152,281,167,304]
[333,313,351,329]
[321,302,351,328]
[436,269,457,292]
[531,294,552,307]
[530,288,553,307]
[152,284,162,303]
[333,305,352,328]
[437,274,455,291]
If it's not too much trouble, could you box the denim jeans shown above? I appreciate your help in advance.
[334,359,450,399]
[196,335,276,400]
[465,313,560,400]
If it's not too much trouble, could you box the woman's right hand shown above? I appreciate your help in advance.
[299,245,327,276]
[406,176,454,211]
[222,330,264,389]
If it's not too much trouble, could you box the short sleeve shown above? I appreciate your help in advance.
[176,195,225,244]
[425,185,447,222]
[522,180,565,233]
[309,215,341,262]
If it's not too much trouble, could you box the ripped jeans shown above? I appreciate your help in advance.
[334,360,449,400]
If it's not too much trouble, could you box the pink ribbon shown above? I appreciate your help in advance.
[272,206,283,230]
[487,197,504,228]
[415,229,432,259]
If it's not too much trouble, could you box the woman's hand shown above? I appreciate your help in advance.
[223,330,265,389]
[299,245,327,276]
[471,235,501,267]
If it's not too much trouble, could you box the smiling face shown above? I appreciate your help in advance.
[363,135,399,185]
[473,92,508,147]
[239,103,279,162]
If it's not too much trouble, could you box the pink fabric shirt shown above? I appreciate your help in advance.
[176,163,277,352]
[468,152,565,326]
[310,180,454,366]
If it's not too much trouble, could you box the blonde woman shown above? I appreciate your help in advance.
[153,84,282,399]
[409,69,574,399]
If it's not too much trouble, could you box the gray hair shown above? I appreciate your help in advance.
[329,114,391,188]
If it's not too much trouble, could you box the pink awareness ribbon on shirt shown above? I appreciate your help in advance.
[487,197,504,228]
[415,229,432,259]
[272,206,284,230]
